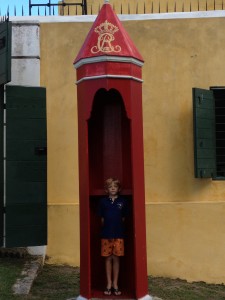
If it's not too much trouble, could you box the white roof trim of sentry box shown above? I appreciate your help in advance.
[9,10,225,23]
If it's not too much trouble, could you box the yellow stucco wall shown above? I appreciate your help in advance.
[40,16,225,283]
[147,202,225,283]
[40,22,82,265]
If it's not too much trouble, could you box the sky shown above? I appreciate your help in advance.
[0,0,60,16]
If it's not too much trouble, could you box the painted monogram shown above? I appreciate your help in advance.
[91,20,121,54]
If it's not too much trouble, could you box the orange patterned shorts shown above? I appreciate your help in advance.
[101,239,124,257]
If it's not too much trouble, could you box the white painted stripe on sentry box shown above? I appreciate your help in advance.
[76,74,143,84]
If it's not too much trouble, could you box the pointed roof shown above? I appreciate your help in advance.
[74,2,144,65]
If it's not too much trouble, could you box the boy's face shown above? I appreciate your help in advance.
[107,182,119,197]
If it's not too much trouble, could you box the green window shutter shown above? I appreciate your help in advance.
[0,21,12,85]
[193,88,216,178]
[5,85,47,247]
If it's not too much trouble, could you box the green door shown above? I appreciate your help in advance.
[0,19,12,246]
[0,86,3,247]
[5,85,47,247]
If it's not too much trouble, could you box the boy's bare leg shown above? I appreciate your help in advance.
[105,256,112,290]
[112,255,121,294]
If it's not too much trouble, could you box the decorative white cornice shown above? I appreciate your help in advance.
[10,10,225,23]
[76,74,143,84]
[74,55,144,69]
[9,10,225,23]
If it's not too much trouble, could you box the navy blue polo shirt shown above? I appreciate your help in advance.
[99,196,128,239]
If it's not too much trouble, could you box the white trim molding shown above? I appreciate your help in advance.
[74,55,144,69]
[76,74,143,84]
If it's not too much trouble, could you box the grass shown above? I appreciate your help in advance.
[0,257,79,300]
[1,256,225,300]
[29,263,80,300]
[0,257,26,300]
[149,276,225,300]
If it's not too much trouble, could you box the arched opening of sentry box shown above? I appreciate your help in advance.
[88,88,135,298]
[88,88,132,192]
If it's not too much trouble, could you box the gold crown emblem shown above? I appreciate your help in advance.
[94,20,119,35]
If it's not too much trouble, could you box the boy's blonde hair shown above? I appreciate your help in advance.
[104,177,121,193]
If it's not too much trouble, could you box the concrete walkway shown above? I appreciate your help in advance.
[12,256,43,295]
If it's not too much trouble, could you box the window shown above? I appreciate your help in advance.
[193,87,225,179]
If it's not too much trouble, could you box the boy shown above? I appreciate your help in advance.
[99,178,127,296]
